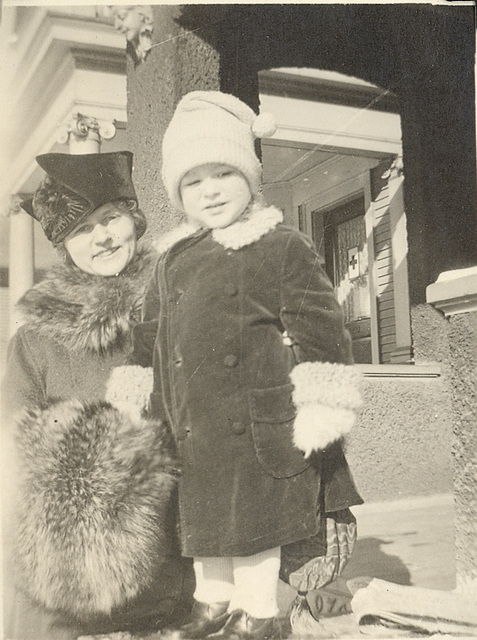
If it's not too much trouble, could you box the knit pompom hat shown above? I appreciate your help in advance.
[161,91,277,211]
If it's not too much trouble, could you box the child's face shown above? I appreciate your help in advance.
[180,163,251,229]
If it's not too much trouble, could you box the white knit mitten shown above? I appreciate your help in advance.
[105,365,154,423]
[290,362,363,457]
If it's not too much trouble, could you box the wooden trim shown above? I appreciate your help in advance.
[71,47,126,75]
[388,162,412,362]
[356,364,441,378]
[259,70,399,113]
[364,181,380,365]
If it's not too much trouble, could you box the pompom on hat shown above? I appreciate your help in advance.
[21,151,145,245]
[161,91,277,211]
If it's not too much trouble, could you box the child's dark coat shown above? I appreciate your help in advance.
[134,204,363,557]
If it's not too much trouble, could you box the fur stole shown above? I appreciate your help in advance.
[16,244,155,354]
[13,398,179,617]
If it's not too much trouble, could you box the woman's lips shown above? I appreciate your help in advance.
[94,247,119,259]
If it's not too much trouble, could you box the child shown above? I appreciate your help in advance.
[133,91,363,639]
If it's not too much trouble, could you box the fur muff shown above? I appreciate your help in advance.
[13,398,179,618]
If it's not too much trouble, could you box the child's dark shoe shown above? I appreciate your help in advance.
[177,600,230,638]
[217,609,282,639]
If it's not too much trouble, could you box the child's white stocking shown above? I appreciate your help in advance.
[229,547,281,618]
[193,557,234,604]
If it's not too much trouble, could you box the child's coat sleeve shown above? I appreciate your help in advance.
[129,264,161,368]
[119,261,169,424]
[279,232,363,455]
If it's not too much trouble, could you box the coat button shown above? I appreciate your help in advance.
[231,421,246,435]
[224,283,238,296]
[223,354,238,368]
[173,346,183,367]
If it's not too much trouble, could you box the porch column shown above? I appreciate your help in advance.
[8,195,34,335]
[427,267,477,593]
[56,113,116,154]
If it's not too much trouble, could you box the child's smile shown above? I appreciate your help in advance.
[180,163,251,229]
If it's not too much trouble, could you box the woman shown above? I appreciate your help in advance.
[1,151,193,640]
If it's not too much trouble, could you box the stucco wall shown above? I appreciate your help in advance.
[345,301,455,503]
[447,311,477,585]
[347,376,453,502]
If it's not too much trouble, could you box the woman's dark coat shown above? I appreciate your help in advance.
[1,246,193,640]
[132,205,363,558]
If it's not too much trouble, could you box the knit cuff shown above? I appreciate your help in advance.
[290,361,363,456]
[105,365,154,421]
[290,361,363,411]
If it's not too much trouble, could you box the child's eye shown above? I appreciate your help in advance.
[218,170,233,177]
[184,179,200,187]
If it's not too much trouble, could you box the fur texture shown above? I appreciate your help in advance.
[290,361,363,410]
[13,398,179,618]
[290,362,363,454]
[153,201,283,254]
[16,245,155,354]
[293,404,357,456]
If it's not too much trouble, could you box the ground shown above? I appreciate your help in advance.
[80,494,472,640]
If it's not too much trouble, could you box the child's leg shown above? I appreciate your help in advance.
[193,557,234,604]
[229,547,281,618]
[177,558,233,638]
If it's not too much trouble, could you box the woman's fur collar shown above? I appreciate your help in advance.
[154,202,284,255]
[17,244,155,354]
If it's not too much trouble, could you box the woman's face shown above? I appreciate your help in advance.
[64,202,137,277]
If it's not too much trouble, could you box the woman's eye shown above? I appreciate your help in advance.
[74,225,89,235]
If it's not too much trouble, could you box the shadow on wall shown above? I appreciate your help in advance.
[342,537,412,586]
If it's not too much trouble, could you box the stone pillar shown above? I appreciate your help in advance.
[8,196,34,335]
[126,5,223,237]
[427,267,477,593]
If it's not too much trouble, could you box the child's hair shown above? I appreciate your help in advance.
[161,91,276,212]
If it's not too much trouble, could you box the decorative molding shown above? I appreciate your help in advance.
[381,153,404,180]
[110,5,154,65]
[71,47,126,75]
[426,267,477,317]
[7,194,24,217]
[56,113,117,147]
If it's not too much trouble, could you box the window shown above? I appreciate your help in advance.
[312,196,372,363]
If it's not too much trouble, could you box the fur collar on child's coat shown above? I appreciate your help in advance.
[154,201,284,255]
[16,244,155,354]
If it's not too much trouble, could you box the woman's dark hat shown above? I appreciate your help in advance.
[21,151,139,244]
